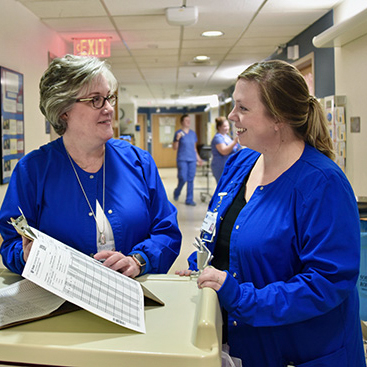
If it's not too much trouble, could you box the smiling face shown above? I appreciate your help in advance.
[228,79,278,153]
[63,75,115,146]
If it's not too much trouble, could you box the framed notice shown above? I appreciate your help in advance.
[0,67,24,184]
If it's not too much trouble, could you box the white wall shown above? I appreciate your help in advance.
[0,0,69,202]
[334,0,367,196]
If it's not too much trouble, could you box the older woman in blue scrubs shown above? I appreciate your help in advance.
[0,55,181,278]
[178,60,365,366]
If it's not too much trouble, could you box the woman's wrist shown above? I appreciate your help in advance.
[129,253,147,275]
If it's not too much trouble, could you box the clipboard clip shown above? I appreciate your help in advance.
[8,207,37,241]
[193,236,213,273]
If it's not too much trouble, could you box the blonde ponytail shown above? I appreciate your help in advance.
[306,96,335,160]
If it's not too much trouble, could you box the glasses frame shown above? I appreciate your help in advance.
[75,94,117,109]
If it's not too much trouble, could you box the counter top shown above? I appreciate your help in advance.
[0,270,222,367]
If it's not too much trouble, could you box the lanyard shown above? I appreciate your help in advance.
[200,192,228,242]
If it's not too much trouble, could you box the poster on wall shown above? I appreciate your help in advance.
[324,95,347,172]
[0,67,24,184]
[158,116,176,147]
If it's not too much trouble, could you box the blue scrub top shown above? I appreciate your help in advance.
[174,129,197,162]
[0,137,181,275]
[189,144,365,366]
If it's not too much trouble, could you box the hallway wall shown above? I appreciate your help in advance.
[334,0,367,196]
[0,0,69,202]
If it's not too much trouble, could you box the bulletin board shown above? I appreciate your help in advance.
[324,95,347,172]
[0,67,24,184]
[158,116,176,146]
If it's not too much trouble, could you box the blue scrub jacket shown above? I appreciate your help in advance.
[189,144,365,367]
[0,137,181,275]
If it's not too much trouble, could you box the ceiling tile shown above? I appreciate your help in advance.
[17,0,341,106]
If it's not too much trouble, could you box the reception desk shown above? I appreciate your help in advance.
[0,269,222,367]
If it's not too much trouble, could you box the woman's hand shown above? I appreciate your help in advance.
[197,266,227,291]
[94,251,141,278]
[22,237,33,262]
[175,269,193,276]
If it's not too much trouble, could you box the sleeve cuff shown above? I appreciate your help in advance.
[19,249,26,266]
[216,271,241,312]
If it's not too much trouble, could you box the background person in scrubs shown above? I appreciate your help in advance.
[179,60,365,367]
[210,116,240,183]
[0,54,181,278]
[172,114,203,206]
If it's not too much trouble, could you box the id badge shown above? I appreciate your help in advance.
[201,211,218,234]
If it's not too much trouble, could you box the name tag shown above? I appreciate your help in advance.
[201,211,218,234]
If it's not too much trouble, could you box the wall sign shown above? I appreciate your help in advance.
[0,66,24,184]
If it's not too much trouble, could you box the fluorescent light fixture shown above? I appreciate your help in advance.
[194,55,210,62]
[201,30,224,37]
[217,65,250,80]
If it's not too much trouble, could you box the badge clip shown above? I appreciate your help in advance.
[193,236,213,273]
[8,207,37,241]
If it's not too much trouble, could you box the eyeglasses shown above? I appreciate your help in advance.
[75,94,117,109]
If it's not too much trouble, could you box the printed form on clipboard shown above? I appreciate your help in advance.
[2,209,164,332]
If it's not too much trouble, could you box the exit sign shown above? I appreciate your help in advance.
[73,37,111,57]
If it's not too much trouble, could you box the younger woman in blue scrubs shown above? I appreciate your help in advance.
[173,114,202,206]
[179,60,365,366]
[0,55,181,278]
[210,116,240,183]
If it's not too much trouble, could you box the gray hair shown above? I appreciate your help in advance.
[39,54,118,135]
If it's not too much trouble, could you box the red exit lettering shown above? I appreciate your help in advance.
[73,38,111,57]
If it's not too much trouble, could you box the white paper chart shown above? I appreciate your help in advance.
[0,279,65,328]
[22,229,145,333]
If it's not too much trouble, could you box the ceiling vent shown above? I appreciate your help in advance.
[165,6,198,26]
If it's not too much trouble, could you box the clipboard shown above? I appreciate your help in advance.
[0,291,164,330]
[1,209,165,330]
